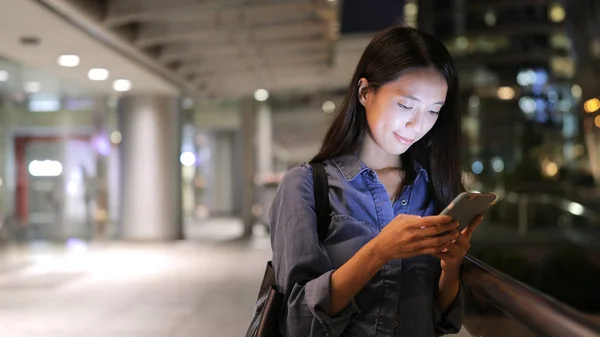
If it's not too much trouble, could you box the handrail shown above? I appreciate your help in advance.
[461,255,600,337]
[496,192,600,222]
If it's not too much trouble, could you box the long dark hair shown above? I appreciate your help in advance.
[312,26,464,211]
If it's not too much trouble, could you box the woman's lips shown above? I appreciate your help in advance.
[394,133,414,145]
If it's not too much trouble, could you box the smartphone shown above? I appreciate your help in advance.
[439,192,497,233]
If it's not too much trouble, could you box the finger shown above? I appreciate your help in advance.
[407,215,452,228]
[412,231,459,250]
[421,246,462,258]
[394,214,423,221]
[412,220,458,238]
[463,214,483,238]
[441,240,462,255]
[443,235,470,255]
[434,240,465,257]
[430,252,462,265]
[417,245,453,256]
[451,232,468,245]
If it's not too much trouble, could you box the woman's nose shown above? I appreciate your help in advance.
[405,110,423,133]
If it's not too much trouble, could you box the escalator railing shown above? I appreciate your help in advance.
[461,255,600,337]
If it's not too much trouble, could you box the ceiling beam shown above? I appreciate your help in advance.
[159,37,328,63]
[136,2,315,36]
[105,0,314,26]
[204,73,348,99]
[177,50,329,76]
[196,65,329,88]
[135,20,327,48]
[202,72,327,91]
[199,76,347,101]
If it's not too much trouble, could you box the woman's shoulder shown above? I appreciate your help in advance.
[275,163,315,204]
[270,163,317,222]
[280,160,338,190]
[280,162,313,186]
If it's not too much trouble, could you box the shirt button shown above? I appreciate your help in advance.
[401,199,408,206]
[394,320,398,327]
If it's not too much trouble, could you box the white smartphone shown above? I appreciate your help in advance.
[439,192,497,232]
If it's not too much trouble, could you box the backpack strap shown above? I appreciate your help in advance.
[309,162,331,242]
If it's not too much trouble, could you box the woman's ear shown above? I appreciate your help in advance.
[357,78,369,107]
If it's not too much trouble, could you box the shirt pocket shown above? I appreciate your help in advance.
[325,214,377,269]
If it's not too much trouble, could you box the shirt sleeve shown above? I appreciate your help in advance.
[433,277,464,335]
[270,163,360,337]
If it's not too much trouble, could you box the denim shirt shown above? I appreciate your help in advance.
[269,154,463,337]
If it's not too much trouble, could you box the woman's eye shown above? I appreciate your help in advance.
[398,103,413,110]
[429,110,440,115]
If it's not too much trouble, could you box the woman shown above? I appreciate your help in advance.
[270,26,482,337]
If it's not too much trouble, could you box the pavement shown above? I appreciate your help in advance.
[0,218,473,337]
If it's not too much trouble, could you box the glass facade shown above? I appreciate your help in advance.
[0,57,121,244]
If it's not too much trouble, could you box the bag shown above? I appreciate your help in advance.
[245,162,332,337]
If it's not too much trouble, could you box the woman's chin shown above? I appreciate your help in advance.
[384,144,411,156]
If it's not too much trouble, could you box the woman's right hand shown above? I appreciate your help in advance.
[370,214,459,263]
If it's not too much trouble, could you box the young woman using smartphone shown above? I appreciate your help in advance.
[270,26,482,337]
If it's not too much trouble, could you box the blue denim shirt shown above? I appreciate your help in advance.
[270,154,463,337]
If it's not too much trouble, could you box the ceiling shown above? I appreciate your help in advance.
[0,0,177,97]
[28,0,584,103]
[2,0,590,107]
[34,0,370,101]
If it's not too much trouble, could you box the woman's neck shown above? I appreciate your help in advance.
[358,134,402,171]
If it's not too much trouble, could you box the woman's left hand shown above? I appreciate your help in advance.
[433,215,483,271]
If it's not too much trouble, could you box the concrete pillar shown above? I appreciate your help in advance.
[117,95,183,241]
[255,102,274,226]
[240,99,257,237]
[180,123,197,219]
[211,132,234,216]
[256,102,273,175]
[0,99,8,218]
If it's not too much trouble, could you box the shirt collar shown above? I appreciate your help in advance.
[331,154,370,181]
[331,153,428,182]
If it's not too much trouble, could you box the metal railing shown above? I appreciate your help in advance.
[487,192,600,241]
[461,255,600,337]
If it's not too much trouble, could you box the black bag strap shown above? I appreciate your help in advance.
[309,162,331,242]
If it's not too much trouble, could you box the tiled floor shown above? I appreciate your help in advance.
[0,219,271,337]
[0,219,472,337]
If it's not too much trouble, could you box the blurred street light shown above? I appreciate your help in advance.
[484,11,497,26]
[497,86,515,100]
[548,3,566,23]
[584,98,600,113]
[571,84,582,99]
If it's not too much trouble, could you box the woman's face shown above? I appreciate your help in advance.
[358,68,447,155]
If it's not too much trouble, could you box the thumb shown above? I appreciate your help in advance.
[394,214,421,220]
